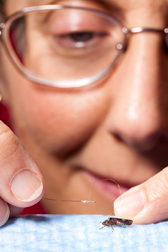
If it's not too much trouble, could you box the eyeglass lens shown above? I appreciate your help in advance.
[5,8,125,85]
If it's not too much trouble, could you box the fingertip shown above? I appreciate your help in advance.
[114,186,145,220]
[114,168,168,224]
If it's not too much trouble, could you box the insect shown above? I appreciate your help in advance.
[88,178,133,231]
[100,217,133,231]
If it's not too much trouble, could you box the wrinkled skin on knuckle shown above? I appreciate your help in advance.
[0,122,20,161]
[143,167,168,204]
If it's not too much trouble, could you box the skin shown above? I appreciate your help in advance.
[1,0,168,225]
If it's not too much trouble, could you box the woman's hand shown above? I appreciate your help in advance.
[114,167,168,224]
[0,121,44,226]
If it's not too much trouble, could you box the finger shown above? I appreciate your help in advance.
[0,200,23,226]
[0,121,44,209]
[0,198,10,227]
[114,167,168,224]
[9,205,24,218]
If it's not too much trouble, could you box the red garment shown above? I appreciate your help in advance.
[0,103,47,214]
[20,202,47,215]
[0,103,10,125]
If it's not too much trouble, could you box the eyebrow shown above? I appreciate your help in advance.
[37,0,125,20]
[91,0,125,19]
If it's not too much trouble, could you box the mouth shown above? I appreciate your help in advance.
[82,169,135,202]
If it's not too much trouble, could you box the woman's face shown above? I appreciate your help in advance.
[1,0,168,214]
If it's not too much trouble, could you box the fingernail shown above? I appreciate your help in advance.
[10,169,43,202]
[114,187,145,219]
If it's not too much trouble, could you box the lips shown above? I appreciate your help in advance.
[82,169,134,201]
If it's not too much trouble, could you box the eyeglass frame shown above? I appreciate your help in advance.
[0,4,168,88]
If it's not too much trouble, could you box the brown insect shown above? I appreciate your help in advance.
[100,217,133,231]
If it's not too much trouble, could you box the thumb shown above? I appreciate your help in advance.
[114,167,168,224]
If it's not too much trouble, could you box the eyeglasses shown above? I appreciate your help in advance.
[0,5,168,88]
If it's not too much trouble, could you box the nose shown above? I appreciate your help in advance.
[106,32,168,151]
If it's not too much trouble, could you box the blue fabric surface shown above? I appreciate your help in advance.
[0,214,168,252]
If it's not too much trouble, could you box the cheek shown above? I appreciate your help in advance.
[6,74,109,154]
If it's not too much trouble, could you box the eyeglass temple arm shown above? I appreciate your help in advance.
[0,23,5,41]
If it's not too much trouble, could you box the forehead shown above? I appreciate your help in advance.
[6,0,168,16]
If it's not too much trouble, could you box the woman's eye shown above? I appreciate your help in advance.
[54,31,107,48]
[65,32,94,43]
